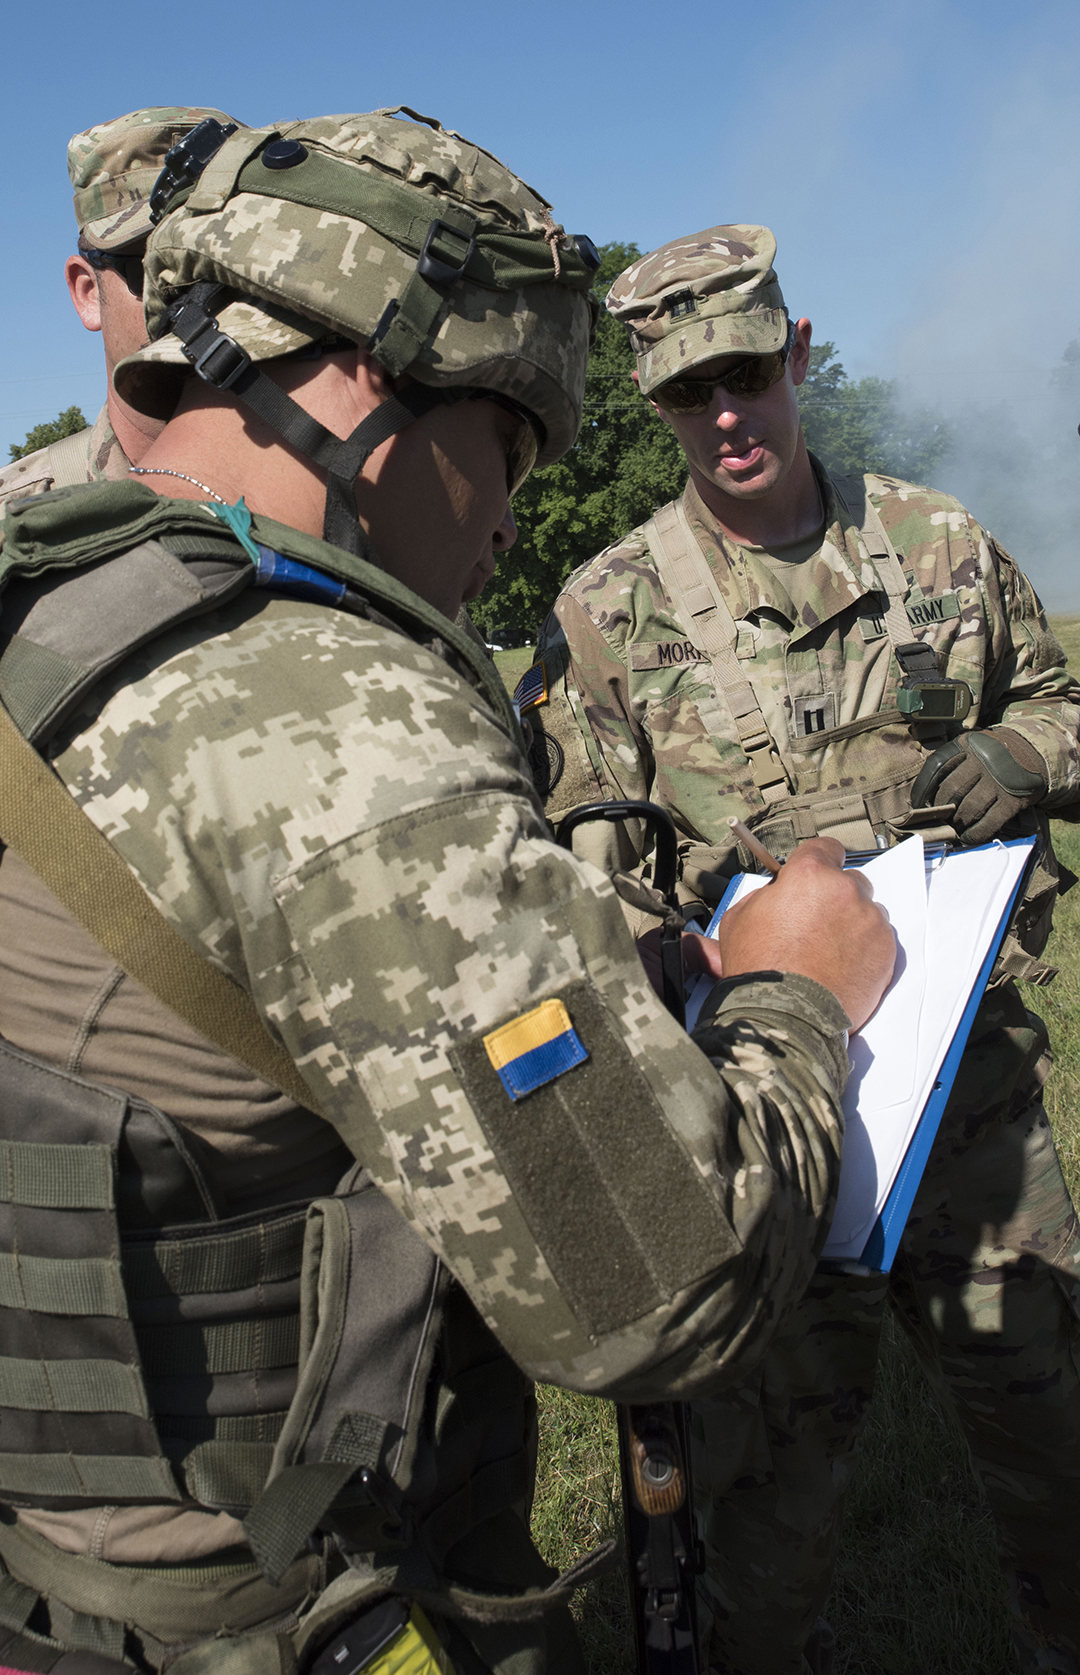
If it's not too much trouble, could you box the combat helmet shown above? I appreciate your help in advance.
[115,108,600,556]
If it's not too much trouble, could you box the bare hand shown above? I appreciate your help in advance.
[717,838,895,1030]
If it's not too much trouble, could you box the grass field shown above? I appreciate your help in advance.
[492,645,536,694]
[515,618,1080,1675]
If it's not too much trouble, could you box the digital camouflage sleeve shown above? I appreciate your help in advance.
[50,588,851,1405]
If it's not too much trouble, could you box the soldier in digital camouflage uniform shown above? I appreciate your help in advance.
[0,131,894,1674]
[0,106,237,510]
[524,225,1080,1675]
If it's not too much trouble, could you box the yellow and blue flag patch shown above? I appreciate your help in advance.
[483,999,588,1101]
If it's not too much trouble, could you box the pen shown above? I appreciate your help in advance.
[727,816,783,876]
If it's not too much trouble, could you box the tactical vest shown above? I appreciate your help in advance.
[641,473,1061,985]
[0,482,590,1670]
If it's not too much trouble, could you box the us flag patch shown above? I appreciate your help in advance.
[513,660,548,713]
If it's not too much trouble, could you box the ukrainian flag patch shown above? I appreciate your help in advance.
[513,660,548,713]
[483,999,588,1101]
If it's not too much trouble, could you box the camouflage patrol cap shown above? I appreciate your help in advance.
[606,225,787,397]
[115,109,597,467]
[69,107,238,252]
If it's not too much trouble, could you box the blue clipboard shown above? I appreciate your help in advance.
[858,836,1036,1270]
[696,835,1038,1272]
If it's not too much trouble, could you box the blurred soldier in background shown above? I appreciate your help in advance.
[0,106,238,508]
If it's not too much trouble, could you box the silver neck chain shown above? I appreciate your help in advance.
[129,466,228,504]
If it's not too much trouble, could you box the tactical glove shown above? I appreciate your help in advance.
[909,727,1048,844]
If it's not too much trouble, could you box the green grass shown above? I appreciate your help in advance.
[492,645,536,694]
[526,619,1080,1673]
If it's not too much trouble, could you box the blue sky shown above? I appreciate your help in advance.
[3,0,1079,596]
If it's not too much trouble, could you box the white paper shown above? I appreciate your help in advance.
[685,838,1034,1261]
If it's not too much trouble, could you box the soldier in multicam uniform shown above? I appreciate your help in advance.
[0,131,894,1673]
[0,107,238,509]
[525,225,1080,1675]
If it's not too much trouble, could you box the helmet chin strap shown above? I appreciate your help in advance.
[162,282,455,560]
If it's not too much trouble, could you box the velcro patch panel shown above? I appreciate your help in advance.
[452,979,738,1339]
[794,694,838,737]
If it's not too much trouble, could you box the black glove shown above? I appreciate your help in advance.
[909,727,1048,844]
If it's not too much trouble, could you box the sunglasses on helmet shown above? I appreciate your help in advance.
[653,320,797,415]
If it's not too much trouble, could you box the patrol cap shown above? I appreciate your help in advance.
[117,109,597,469]
[606,225,787,397]
[69,107,239,252]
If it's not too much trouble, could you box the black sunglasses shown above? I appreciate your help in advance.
[81,245,145,298]
[463,389,544,496]
[653,321,797,415]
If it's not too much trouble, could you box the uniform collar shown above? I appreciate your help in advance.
[87,405,132,483]
[681,456,889,638]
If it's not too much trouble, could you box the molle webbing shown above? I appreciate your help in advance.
[127,1203,307,1514]
[0,1035,177,1508]
[0,1031,307,1513]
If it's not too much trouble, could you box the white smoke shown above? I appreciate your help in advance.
[884,42,1080,607]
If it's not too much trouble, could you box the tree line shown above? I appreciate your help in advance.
[13,246,1077,631]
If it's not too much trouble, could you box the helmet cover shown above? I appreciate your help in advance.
[116,109,598,467]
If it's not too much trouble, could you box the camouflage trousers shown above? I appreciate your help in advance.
[691,994,1080,1675]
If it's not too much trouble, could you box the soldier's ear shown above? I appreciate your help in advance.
[65,255,102,334]
[789,318,813,387]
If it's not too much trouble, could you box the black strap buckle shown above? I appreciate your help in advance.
[169,295,251,390]
[192,333,249,389]
[417,217,476,287]
[149,117,239,224]
[893,640,939,677]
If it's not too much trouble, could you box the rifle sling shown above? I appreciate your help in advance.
[0,701,318,1114]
